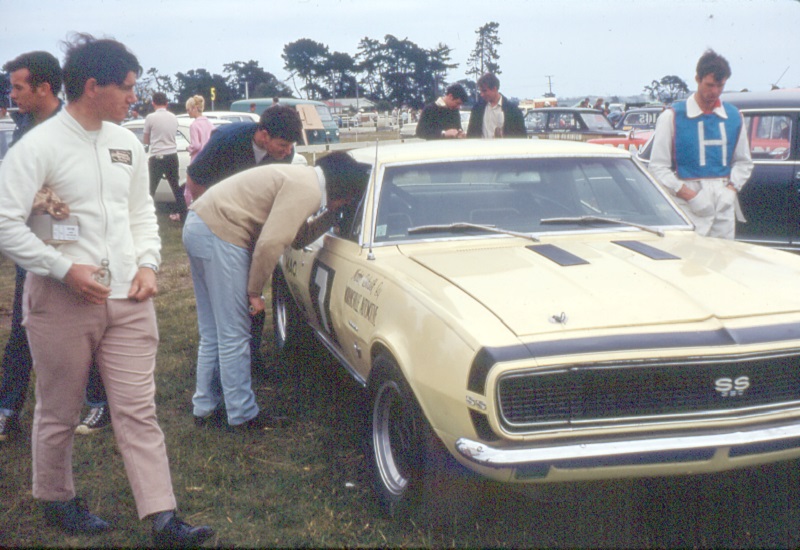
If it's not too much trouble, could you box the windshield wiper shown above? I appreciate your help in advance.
[539,215,664,237]
[408,222,540,242]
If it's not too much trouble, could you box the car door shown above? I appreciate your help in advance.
[736,110,800,250]
[282,232,375,383]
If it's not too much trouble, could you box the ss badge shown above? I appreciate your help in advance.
[714,376,750,397]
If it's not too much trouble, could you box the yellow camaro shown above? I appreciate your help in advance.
[273,139,800,520]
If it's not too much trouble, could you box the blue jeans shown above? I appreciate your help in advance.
[182,211,259,425]
[0,265,107,416]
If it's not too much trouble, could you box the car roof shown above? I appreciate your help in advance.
[722,89,800,110]
[528,107,604,114]
[177,110,259,121]
[348,138,630,165]
[122,117,230,128]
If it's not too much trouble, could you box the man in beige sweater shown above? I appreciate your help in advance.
[183,152,368,430]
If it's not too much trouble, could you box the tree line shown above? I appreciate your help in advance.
[138,22,503,113]
[0,22,695,112]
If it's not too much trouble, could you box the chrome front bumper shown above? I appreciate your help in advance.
[456,422,800,469]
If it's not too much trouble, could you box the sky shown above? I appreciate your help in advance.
[2,0,799,102]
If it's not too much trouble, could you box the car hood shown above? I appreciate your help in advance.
[404,234,800,338]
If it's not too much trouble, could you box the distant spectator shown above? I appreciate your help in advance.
[184,94,214,205]
[144,92,186,221]
[466,73,526,139]
[416,83,468,140]
[593,97,604,111]
[579,97,590,108]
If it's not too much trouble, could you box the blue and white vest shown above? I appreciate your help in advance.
[672,101,742,180]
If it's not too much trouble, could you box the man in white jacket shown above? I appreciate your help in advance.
[0,34,213,546]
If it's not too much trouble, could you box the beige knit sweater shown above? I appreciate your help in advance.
[190,164,322,295]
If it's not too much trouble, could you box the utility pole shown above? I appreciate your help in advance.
[545,75,555,97]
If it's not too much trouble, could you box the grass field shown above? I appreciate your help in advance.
[2,213,800,547]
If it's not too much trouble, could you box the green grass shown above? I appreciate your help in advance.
[2,213,800,547]
[0,213,540,548]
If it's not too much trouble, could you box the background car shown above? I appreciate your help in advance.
[524,107,625,141]
[637,89,800,251]
[124,115,309,203]
[273,138,800,522]
[614,106,665,131]
[122,116,230,203]
[231,97,340,144]
[587,105,664,153]
[176,110,260,124]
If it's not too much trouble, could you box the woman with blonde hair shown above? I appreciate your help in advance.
[183,95,214,206]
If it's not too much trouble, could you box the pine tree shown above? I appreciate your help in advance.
[466,22,501,81]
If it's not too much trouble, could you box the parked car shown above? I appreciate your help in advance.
[637,90,800,251]
[231,98,340,145]
[587,107,662,153]
[586,128,654,154]
[122,117,230,203]
[524,107,625,141]
[273,138,800,519]
[176,110,260,124]
[614,106,665,131]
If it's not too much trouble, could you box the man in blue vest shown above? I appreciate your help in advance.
[649,50,753,239]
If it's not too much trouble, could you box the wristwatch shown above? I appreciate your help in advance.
[140,263,159,273]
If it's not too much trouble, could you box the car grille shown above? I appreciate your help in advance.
[497,351,800,432]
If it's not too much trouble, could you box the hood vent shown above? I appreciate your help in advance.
[614,240,680,260]
[526,244,589,266]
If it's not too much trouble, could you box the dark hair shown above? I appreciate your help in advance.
[477,73,500,91]
[62,33,142,102]
[445,83,469,103]
[151,92,168,106]
[696,49,731,82]
[316,151,370,203]
[3,51,62,95]
[259,104,303,142]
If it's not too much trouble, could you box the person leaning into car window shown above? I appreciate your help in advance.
[184,104,303,371]
[183,152,368,432]
[649,49,753,239]
[415,83,469,140]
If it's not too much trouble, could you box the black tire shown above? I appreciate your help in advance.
[271,267,313,354]
[366,353,480,526]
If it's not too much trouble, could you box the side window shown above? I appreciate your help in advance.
[745,114,792,161]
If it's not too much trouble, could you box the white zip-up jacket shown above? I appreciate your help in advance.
[0,110,161,299]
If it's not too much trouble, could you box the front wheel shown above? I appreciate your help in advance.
[271,267,313,354]
[366,353,480,525]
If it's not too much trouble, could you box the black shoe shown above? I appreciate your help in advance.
[42,496,111,535]
[75,405,111,435]
[193,408,226,429]
[152,512,213,548]
[232,409,289,432]
[0,412,20,442]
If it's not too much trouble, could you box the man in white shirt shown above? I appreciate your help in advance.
[649,50,753,239]
[0,34,212,546]
[466,73,526,139]
[143,92,185,220]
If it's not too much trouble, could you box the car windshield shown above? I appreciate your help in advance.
[579,112,615,131]
[373,157,686,242]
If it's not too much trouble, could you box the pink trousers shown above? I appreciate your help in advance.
[23,274,177,519]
